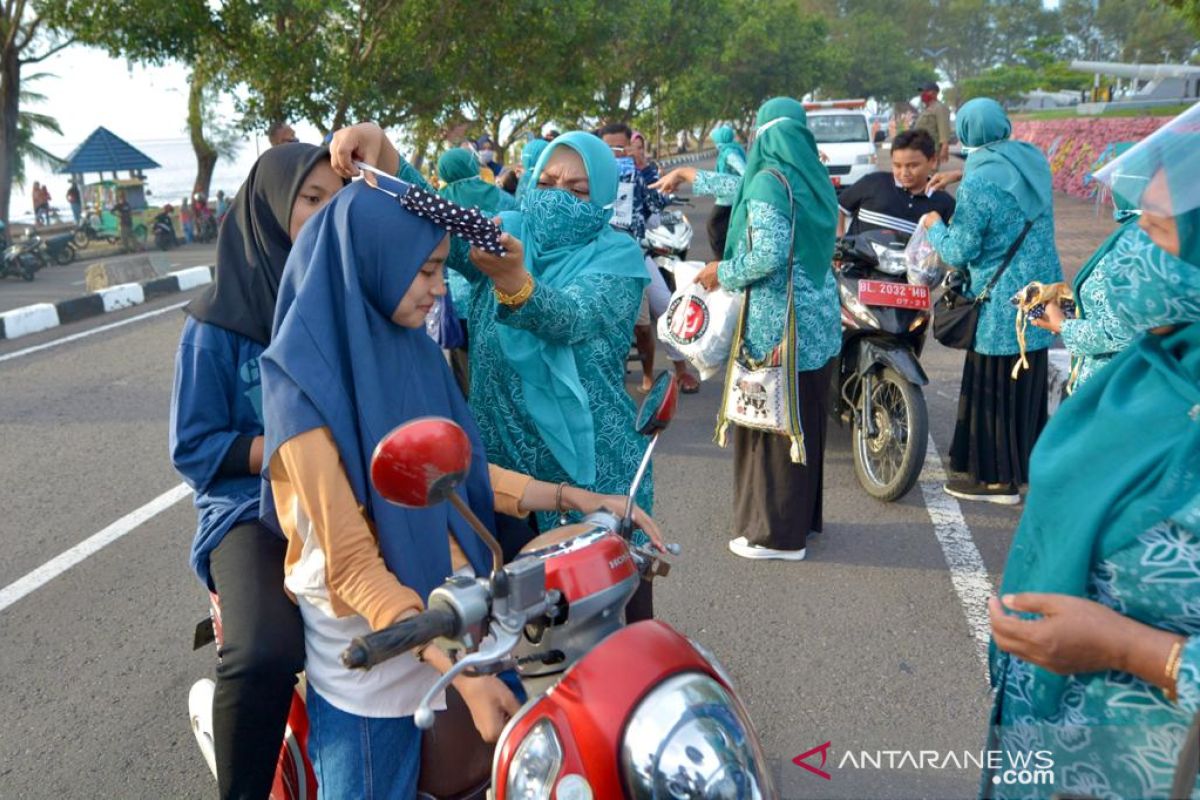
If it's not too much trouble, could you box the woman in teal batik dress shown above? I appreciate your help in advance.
[984,105,1200,800]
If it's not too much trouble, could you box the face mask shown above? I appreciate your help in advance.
[479,150,495,164]
[522,188,608,251]
[1103,227,1200,330]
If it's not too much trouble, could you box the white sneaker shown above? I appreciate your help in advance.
[728,536,807,561]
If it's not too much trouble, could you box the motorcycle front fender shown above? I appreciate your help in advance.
[856,337,928,386]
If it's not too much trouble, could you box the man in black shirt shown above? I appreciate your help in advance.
[838,129,955,241]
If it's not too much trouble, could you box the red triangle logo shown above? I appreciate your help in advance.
[792,741,833,780]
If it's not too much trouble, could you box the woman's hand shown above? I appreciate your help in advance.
[329,122,400,179]
[927,170,963,192]
[650,167,697,194]
[989,593,1133,675]
[920,211,943,230]
[453,674,521,743]
[694,261,721,291]
[470,227,529,297]
[564,487,665,552]
[1030,301,1066,334]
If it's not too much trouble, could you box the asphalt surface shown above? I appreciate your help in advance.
[0,243,218,314]
[0,167,1071,800]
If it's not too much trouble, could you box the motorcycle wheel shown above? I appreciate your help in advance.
[21,263,36,281]
[851,367,928,502]
[54,245,75,266]
[72,229,90,249]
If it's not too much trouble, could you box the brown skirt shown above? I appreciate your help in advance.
[950,349,1048,486]
[731,359,834,551]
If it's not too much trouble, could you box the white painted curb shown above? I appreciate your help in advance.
[0,303,59,339]
[172,266,214,292]
[98,282,146,312]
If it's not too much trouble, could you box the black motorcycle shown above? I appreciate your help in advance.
[3,234,46,281]
[38,232,77,265]
[72,211,117,249]
[830,230,938,501]
[153,213,178,251]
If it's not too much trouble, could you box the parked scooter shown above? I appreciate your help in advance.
[72,211,117,249]
[38,232,77,265]
[644,195,693,263]
[188,372,777,799]
[831,230,939,501]
[2,233,46,281]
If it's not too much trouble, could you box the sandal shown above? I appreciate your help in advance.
[677,373,700,394]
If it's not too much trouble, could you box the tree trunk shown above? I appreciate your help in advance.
[187,70,219,198]
[410,131,429,172]
[0,48,21,227]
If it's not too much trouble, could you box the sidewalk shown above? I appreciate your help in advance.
[1054,192,1115,283]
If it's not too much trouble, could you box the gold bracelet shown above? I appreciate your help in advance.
[1164,640,1184,702]
[494,274,534,307]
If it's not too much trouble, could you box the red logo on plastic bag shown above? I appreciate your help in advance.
[667,294,709,344]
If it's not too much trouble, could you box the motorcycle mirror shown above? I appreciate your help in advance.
[635,370,678,437]
[370,417,472,507]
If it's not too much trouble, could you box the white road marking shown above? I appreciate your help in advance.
[918,433,993,678]
[0,483,192,614]
[0,300,188,364]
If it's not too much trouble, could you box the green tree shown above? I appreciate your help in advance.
[823,12,937,102]
[12,73,64,189]
[1158,0,1200,36]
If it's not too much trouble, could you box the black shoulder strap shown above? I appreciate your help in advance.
[976,218,1035,305]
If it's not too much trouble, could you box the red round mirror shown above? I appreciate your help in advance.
[370,417,473,507]
[635,370,679,436]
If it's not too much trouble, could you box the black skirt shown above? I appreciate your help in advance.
[731,360,834,551]
[707,203,732,258]
[950,349,1048,486]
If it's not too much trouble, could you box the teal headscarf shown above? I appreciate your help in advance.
[438,148,516,215]
[957,98,1053,221]
[723,97,838,283]
[712,125,746,174]
[493,131,649,484]
[516,139,550,200]
[996,130,1200,718]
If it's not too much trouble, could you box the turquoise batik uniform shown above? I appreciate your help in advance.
[926,174,1062,356]
[437,148,517,313]
[448,132,652,533]
[711,125,747,207]
[987,520,1200,800]
[928,97,1063,357]
[693,169,840,370]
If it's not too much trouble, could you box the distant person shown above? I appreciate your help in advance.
[475,136,503,177]
[545,129,560,141]
[216,190,229,221]
[708,125,747,255]
[267,121,299,147]
[837,129,955,239]
[180,197,195,243]
[66,181,82,224]
[112,190,138,253]
[32,182,50,225]
[915,81,952,165]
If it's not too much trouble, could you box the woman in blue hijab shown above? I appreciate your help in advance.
[706,125,747,256]
[515,137,549,200]
[920,98,1063,505]
[980,104,1200,800]
[260,179,658,797]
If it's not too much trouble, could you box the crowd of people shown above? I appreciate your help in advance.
[168,91,1200,799]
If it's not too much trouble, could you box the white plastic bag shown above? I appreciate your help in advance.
[656,260,742,380]
[903,224,947,287]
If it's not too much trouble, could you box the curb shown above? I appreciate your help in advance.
[0,265,214,341]
[658,149,716,168]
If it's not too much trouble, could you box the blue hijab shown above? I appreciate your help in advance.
[711,125,746,174]
[957,98,1053,221]
[495,131,648,484]
[260,182,494,601]
[515,139,550,199]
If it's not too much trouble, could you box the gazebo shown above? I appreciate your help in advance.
[57,127,162,239]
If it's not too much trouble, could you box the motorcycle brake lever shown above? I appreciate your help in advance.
[413,623,521,731]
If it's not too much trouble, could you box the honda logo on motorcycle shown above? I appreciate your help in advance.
[665,294,709,344]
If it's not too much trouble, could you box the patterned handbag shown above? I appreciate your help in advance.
[715,169,807,465]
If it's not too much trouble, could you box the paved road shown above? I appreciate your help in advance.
[0,170,1110,799]
[0,243,218,314]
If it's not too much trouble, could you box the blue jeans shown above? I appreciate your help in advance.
[306,685,421,800]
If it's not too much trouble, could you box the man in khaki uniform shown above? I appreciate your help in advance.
[915,81,952,165]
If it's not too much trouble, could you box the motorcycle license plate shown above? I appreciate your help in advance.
[858,280,930,310]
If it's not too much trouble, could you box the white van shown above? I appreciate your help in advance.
[804,100,883,190]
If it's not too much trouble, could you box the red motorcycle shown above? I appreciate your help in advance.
[191,371,776,799]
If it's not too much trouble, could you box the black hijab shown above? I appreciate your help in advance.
[186,142,335,345]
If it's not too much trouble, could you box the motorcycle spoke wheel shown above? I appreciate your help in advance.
[852,367,928,502]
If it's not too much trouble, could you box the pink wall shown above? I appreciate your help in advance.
[1010,116,1170,200]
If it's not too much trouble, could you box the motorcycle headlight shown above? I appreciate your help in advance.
[621,673,773,799]
[507,719,563,800]
[839,282,879,327]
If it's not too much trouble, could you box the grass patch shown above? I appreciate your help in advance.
[1013,103,1192,121]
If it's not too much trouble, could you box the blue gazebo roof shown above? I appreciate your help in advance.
[57,127,160,175]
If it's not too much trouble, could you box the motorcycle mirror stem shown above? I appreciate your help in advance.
[623,371,679,538]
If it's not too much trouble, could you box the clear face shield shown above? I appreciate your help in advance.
[1092,101,1200,222]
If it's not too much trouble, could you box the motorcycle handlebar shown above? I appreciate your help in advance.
[341,604,460,670]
